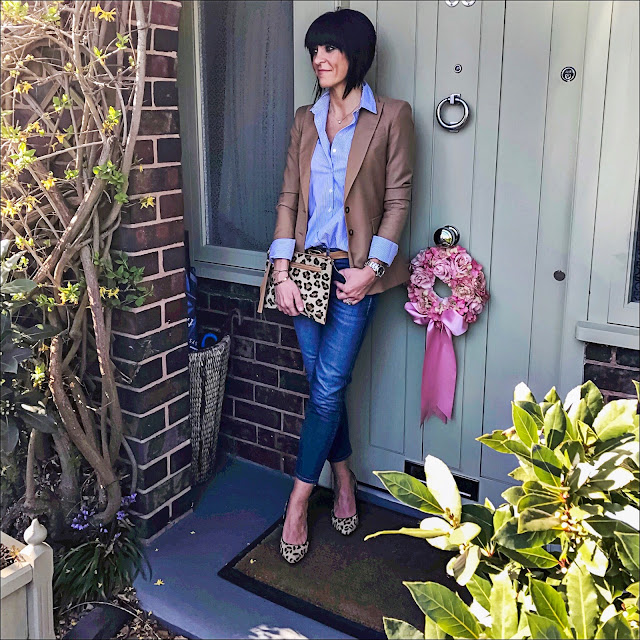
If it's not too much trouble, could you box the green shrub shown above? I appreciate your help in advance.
[368,380,639,639]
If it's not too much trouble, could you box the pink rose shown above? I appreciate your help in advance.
[432,261,452,282]
[468,300,484,314]
[452,252,472,275]
[411,268,435,289]
[455,283,473,299]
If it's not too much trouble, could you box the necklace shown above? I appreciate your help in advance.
[329,90,362,124]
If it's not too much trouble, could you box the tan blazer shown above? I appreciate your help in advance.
[273,93,415,295]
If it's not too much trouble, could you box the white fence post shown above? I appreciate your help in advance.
[21,518,55,640]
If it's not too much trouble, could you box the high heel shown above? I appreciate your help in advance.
[279,498,309,564]
[331,468,359,535]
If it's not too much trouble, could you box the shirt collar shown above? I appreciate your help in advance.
[310,81,377,116]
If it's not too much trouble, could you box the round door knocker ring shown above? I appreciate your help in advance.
[436,93,470,132]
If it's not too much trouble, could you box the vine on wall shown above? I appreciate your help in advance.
[1,0,150,533]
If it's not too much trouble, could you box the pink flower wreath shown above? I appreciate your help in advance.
[406,245,489,325]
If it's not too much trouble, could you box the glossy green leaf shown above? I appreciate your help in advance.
[545,387,561,404]
[461,504,494,547]
[493,504,512,536]
[504,439,535,465]
[531,445,563,487]
[515,400,544,427]
[364,526,450,541]
[565,562,599,640]
[404,581,482,639]
[446,544,481,586]
[374,471,444,515]
[518,505,563,532]
[489,569,518,640]
[544,402,568,450]
[530,578,570,632]
[513,402,539,447]
[577,539,608,577]
[592,399,637,441]
[492,518,557,550]
[466,574,492,613]
[477,430,511,454]
[595,612,634,639]
[425,455,461,523]
[449,522,481,546]
[526,613,567,639]
[514,382,537,403]
[501,546,558,569]
[614,532,639,574]
[502,485,525,506]
[570,381,604,427]
[383,617,424,639]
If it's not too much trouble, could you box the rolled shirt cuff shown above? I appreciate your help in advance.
[368,235,398,266]
[268,238,296,263]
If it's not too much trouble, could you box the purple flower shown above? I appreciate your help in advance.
[114,532,121,540]
[116,510,126,521]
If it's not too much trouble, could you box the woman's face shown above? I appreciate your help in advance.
[311,44,349,89]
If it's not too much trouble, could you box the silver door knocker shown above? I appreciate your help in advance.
[434,226,460,247]
[436,93,471,132]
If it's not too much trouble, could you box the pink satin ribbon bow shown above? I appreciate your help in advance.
[404,303,468,424]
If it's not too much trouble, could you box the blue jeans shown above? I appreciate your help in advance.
[293,255,378,484]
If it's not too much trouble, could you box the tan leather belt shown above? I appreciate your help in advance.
[328,250,349,259]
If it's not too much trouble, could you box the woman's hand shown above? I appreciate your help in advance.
[275,278,305,316]
[335,267,377,305]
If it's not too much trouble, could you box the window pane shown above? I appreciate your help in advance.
[199,1,294,252]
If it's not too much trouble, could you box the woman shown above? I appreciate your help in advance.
[269,9,415,563]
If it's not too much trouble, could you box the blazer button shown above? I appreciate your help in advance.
[345,206,350,214]
[348,229,354,236]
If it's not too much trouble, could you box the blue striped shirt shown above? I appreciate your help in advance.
[269,82,398,266]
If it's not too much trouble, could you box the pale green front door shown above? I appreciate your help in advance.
[293,1,589,504]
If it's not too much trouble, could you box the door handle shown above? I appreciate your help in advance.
[436,94,471,132]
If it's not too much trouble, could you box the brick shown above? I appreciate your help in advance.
[221,395,233,417]
[235,319,279,344]
[112,306,162,335]
[584,363,639,396]
[119,372,190,414]
[116,357,163,389]
[126,418,190,464]
[137,467,192,513]
[255,386,304,414]
[198,309,226,333]
[280,327,300,349]
[230,336,254,359]
[121,199,157,225]
[157,136,181,162]
[228,439,281,472]
[168,394,190,425]
[275,432,299,456]
[123,407,166,440]
[282,454,297,476]
[134,139,154,165]
[137,457,168,491]
[196,289,209,309]
[129,166,181,196]
[127,251,159,277]
[154,28,180,52]
[138,110,179,136]
[231,359,278,386]
[165,297,187,324]
[150,2,181,28]
[115,220,181,252]
[204,279,260,302]
[616,347,640,368]
[113,322,187,361]
[257,427,275,448]
[170,442,192,474]
[155,82,179,109]
[122,81,152,107]
[145,272,185,305]
[159,192,184,219]
[171,487,194,519]
[234,400,281,430]
[256,343,304,371]
[226,376,254,401]
[166,347,188,375]
[131,506,170,540]
[279,370,309,395]
[585,343,613,364]
[220,417,256,443]
[147,54,177,78]
[206,294,255,320]
[260,308,294,326]
[282,412,303,436]
[163,246,185,271]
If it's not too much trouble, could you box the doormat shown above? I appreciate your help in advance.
[218,486,469,639]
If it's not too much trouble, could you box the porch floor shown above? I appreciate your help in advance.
[133,452,358,640]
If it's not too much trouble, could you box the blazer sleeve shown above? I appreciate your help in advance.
[272,105,306,241]
[376,101,415,247]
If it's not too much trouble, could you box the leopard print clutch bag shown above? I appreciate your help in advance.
[257,250,333,324]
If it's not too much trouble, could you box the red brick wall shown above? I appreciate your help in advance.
[111,0,192,542]
[583,344,639,402]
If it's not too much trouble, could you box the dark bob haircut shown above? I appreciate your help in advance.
[304,9,376,101]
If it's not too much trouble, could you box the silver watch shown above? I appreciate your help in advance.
[364,259,386,278]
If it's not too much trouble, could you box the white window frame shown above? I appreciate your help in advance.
[177,0,336,287]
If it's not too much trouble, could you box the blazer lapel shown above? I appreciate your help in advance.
[344,97,384,200]
[299,108,318,213]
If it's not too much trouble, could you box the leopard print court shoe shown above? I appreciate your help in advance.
[331,468,359,536]
[279,498,309,564]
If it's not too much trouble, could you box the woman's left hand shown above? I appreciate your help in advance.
[335,267,377,305]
